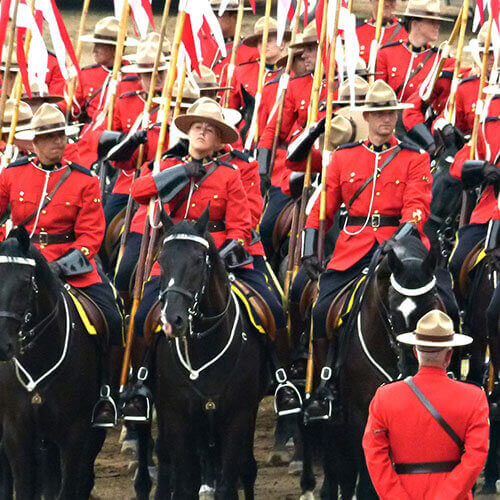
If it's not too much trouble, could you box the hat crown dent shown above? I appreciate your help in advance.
[338,75,370,100]
[93,16,120,39]
[4,99,32,124]
[364,79,398,105]
[405,0,442,15]
[253,16,279,35]
[145,32,171,54]
[31,103,65,130]
[416,310,454,338]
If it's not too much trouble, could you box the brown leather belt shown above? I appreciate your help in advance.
[347,215,400,228]
[207,220,226,232]
[31,231,76,245]
[394,460,459,474]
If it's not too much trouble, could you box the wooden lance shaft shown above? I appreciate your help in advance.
[65,0,91,122]
[173,60,187,119]
[222,0,245,108]
[116,0,173,266]
[120,10,187,390]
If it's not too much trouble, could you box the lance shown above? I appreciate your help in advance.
[116,0,173,267]
[64,0,91,122]
[222,0,245,108]
[173,60,187,119]
[0,0,21,133]
[120,8,187,391]
[446,0,470,122]
[368,0,387,83]
[99,0,130,198]
[244,0,272,150]
[347,0,354,14]
[459,16,493,227]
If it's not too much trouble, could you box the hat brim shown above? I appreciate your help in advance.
[355,103,414,112]
[244,30,291,48]
[396,331,473,347]
[397,11,454,22]
[22,95,64,104]
[289,36,318,49]
[121,62,170,74]
[222,108,242,127]
[79,35,138,46]
[276,49,304,68]
[213,6,253,12]
[174,114,239,144]
[0,65,19,72]
[15,124,81,141]
[1,123,31,134]
[336,107,369,142]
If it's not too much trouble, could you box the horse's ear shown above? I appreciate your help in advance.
[160,208,174,232]
[422,247,436,274]
[195,203,210,235]
[12,225,30,254]
[387,247,403,275]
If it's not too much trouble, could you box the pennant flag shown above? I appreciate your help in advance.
[492,0,500,30]
[277,0,294,46]
[304,0,308,27]
[0,0,12,67]
[130,0,154,39]
[248,0,256,14]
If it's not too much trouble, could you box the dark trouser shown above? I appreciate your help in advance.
[290,266,311,304]
[104,193,129,226]
[81,269,124,347]
[114,231,142,293]
[312,247,377,340]
[260,186,291,258]
[449,223,488,283]
[134,277,160,338]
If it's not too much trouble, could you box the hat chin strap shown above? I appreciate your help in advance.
[390,274,436,297]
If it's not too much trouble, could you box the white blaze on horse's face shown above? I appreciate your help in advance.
[397,297,417,329]
[160,279,175,337]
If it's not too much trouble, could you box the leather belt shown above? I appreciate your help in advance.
[347,215,400,228]
[394,460,459,474]
[31,231,76,245]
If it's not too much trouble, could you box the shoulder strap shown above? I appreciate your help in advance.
[18,167,72,228]
[347,146,402,210]
[385,23,403,46]
[394,49,436,96]
[405,376,465,454]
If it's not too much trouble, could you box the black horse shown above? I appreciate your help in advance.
[300,235,443,499]
[143,208,268,499]
[0,227,105,499]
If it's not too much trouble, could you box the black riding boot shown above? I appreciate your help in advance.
[272,328,302,417]
[303,338,341,423]
[92,345,123,428]
[120,338,153,423]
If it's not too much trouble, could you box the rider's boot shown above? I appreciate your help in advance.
[92,345,123,428]
[287,301,307,380]
[303,338,341,423]
[273,328,302,417]
[120,338,153,423]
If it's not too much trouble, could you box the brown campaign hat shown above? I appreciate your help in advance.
[289,23,318,49]
[124,31,171,62]
[15,103,80,141]
[276,34,304,68]
[397,310,472,348]
[175,98,239,144]
[122,39,170,74]
[333,76,370,105]
[21,80,63,105]
[80,16,138,46]
[243,17,291,47]
[210,0,252,12]
[398,0,454,22]
[153,79,201,109]
[1,99,32,134]
[194,65,232,93]
[356,79,413,112]
[186,96,241,127]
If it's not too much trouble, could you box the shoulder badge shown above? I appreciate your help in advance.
[230,149,250,163]
[82,63,100,70]
[440,70,453,80]
[460,75,479,85]
[216,159,237,169]
[119,90,140,99]
[5,155,31,168]
[122,75,139,82]
[400,141,425,153]
[356,18,368,28]
[337,140,363,151]
[68,162,93,176]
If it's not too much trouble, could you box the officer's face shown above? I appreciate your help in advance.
[292,51,307,76]
[370,0,397,22]
[219,12,237,39]
[258,35,283,65]
[33,131,67,165]
[411,19,440,44]
[363,110,398,139]
[139,70,166,94]
[188,121,223,157]
[93,43,116,67]
[301,43,318,74]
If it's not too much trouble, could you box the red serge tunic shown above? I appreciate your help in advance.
[363,367,489,500]
[130,156,253,276]
[0,156,105,287]
[306,137,432,270]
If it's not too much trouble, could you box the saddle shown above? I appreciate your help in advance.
[67,287,109,340]
[272,200,295,252]
[299,279,318,318]
[103,207,126,261]
[458,238,486,299]
[144,279,276,344]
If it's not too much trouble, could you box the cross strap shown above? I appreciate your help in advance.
[384,23,403,46]
[394,48,436,97]
[346,146,402,210]
[405,376,465,454]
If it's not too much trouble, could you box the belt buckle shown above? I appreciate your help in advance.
[38,231,48,246]
[371,214,380,228]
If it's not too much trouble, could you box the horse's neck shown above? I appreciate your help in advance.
[200,261,229,318]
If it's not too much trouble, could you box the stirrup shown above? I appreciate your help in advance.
[273,369,303,416]
[92,384,118,428]
[304,398,333,423]
[122,367,152,423]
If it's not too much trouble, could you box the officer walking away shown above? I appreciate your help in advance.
[363,310,489,499]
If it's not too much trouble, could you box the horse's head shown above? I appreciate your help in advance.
[386,235,438,335]
[157,205,226,340]
[0,226,56,360]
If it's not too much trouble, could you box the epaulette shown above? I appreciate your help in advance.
[216,159,237,169]
[239,59,259,67]
[265,73,282,86]
[68,161,93,176]
[291,71,313,81]
[82,64,100,70]
[5,155,31,168]
[356,18,368,28]
[400,141,425,153]
[380,40,404,50]
[441,70,453,80]
[230,149,250,163]
[119,90,140,99]
[459,75,479,85]
[122,75,139,82]
[337,140,363,150]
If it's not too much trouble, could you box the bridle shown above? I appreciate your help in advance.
[159,233,231,338]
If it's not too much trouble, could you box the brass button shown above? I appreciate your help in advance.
[19,191,24,196]
[19,197,23,202]
[376,192,380,196]
[213,194,218,199]
[374,209,379,214]
[373,227,378,232]
[191,203,196,207]
[66,201,70,205]
[350,172,355,177]
[41,209,47,214]
[395,180,400,184]
[349,179,354,183]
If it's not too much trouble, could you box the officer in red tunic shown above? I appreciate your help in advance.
[125,98,301,420]
[356,0,408,66]
[363,310,489,500]
[302,81,434,420]
[4,104,124,427]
